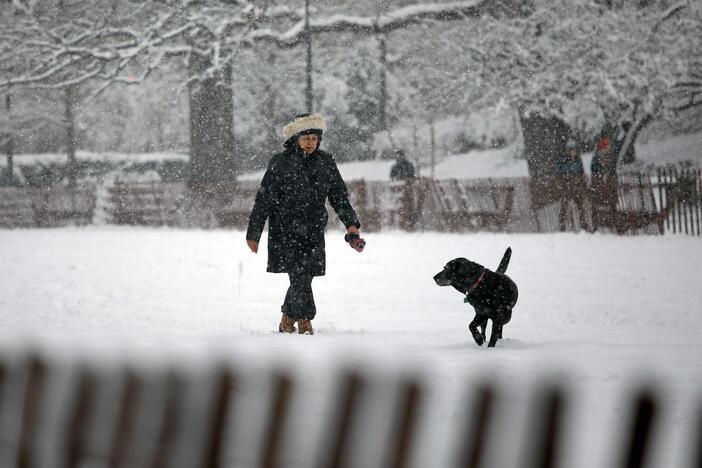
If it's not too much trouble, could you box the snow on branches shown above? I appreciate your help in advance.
[0,0,499,90]
[457,0,702,129]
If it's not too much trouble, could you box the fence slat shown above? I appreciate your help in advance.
[151,373,185,468]
[259,373,293,468]
[524,386,566,468]
[619,390,658,468]
[200,369,235,468]
[451,383,495,468]
[108,371,142,468]
[17,356,47,468]
[692,406,702,468]
[0,360,5,432]
[676,167,684,233]
[382,379,423,468]
[683,168,690,235]
[64,369,97,468]
[315,372,365,468]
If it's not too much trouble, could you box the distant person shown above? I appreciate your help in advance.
[590,135,619,229]
[389,149,415,181]
[556,140,591,232]
[246,113,365,335]
[39,166,53,186]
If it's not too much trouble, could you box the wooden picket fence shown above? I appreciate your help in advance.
[346,178,516,233]
[656,166,702,236]
[1,166,700,236]
[0,350,699,468]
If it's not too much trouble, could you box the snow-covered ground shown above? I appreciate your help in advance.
[1,227,700,467]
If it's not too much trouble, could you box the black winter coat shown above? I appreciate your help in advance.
[246,145,360,276]
[591,150,618,176]
[390,158,415,180]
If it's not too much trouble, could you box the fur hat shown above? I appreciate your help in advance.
[283,113,327,141]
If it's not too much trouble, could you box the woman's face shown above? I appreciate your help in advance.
[297,133,318,154]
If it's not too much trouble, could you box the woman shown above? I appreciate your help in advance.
[246,113,365,335]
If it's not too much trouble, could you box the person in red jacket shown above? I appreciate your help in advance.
[590,136,619,230]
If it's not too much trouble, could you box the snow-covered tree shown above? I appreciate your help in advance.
[445,0,702,173]
[348,0,700,174]
[0,0,503,184]
[2,0,699,183]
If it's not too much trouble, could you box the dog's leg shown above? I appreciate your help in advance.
[488,322,503,347]
[495,308,512,341]
[478,316,488,343]
[468,316,485,346]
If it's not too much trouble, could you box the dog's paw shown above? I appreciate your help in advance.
[471,331,485,346]
[487,340,497,348]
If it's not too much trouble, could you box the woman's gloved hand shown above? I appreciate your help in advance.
[344,232,366,252]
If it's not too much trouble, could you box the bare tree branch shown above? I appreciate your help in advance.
[0,0,503,90]
[248,0,496,48]
[653,0,687,31]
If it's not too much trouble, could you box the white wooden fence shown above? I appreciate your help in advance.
[0,349,699,468]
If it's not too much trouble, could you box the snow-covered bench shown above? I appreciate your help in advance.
[419,178,515,232]
[0,185,95,228]
[0,187,35,228]
[30,185,96,227]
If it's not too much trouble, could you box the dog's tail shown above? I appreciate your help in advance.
[496,247,512,274]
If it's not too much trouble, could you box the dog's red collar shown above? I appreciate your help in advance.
[465,270,485,297]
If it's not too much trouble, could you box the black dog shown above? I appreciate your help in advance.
[433,247,518,347]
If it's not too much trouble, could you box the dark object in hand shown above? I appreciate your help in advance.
[344,232,366,252]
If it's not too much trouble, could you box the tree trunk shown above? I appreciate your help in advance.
[65,84,79,187]
[378,35,388,132]
[305,0,313,113]
[188,52,236,189]
[520,113,571,210]
[617,114,652,167]
[430,121,436,179]
[265,50,278,153]
[4,91,15,185]
[519,113,570,178]
[57,1,79,187]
